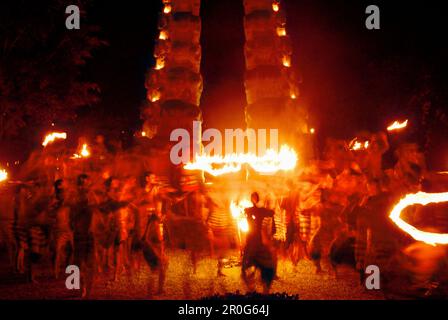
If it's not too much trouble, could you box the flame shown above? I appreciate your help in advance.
[184,145,298,176]
[72,143,90,159]
[349,138,369,151]
[150,90,161,102]
[163,4,172,14]
[310,128,315,134]
[272,2,280,12]
[387,119,408,132]
[230,199,252,233]
[290,92,297,99]
[276,27,287,37]
[0,169,8,182]
[282,55,291,67]
[141,131,147,137]
[155,57,165,70]
[159,30,168,40]
[42,132,67,147]
[389,191,448,246]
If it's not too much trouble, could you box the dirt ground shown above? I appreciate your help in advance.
[0,249,385,300]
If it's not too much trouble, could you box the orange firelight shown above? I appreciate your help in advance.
[389,191,448,246]
[387,119,408,132]
[150,90,161,102]
[230,199,252,233]
[272,2,280,12]
[184,145,298,177]
[349,138,369,151]
[276,27,287,37]
[42,132,67,147]
[282,55,291,67]
[0,169,8,183]
[163,4,172,14]
[159,30,169,40]
[72,143,90,159]
[155,57,165,70]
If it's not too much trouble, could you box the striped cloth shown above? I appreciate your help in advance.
[298,209,321,243]
[273,208,287,242]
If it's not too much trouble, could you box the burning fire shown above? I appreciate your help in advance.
[184,145,298,176]
[72,143,90,159]
[276,27,287,37]
[272,2,280,12]
[349,138,369,151]
[389,191,448,246]
[387,119,408,132]
[155,57,165,70]
[163,4,172,14]
[150,90,161,102]
[282,55,291,67]
[230,199,252,233]
[42,132,67,147]
[159,30,168,40]
[0,169,8,182]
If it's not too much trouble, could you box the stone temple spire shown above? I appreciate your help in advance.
[243,0,309,154]
[143,0,203,141]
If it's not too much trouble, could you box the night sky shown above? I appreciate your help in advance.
[82,0,448,161]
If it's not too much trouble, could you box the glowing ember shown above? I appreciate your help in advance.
[163,4,172,14]
[141,131,147,137]
[72,143,90,159]
[0,169,8,182]
[155,57,165,70]
[230,199,252,233]
[150,90,161,102]
[184,145,298,176]
[159,30,168,40]
[42,132,67,147]
[389,191,448,246]
[282,55,291,67]
[272,2,280,12]
[349,138,369,151]
[387,119,408,132]
[276,27,287,37]
[290,93,297,99]
[310,128,315,134]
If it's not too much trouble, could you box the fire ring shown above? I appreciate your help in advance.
[389,191,448,246]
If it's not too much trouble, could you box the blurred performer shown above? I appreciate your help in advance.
[280,180,303,265]
[355,179,402,292]
[242,192,276,294]
[387,143,426,194]
[137,172,167,295]
[297,163,333,273]
[91,177,119,273]
[114,176,137,280]
[204,184,236,277]
[51,179,73,279]
[70,174,95,298]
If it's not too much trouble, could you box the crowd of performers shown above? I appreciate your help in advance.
[1,131,447,298]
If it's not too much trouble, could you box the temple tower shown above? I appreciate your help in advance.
[243,0,309,154]
[143,0,203,142]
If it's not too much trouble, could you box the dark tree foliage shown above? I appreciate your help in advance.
[0,0,106,142]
